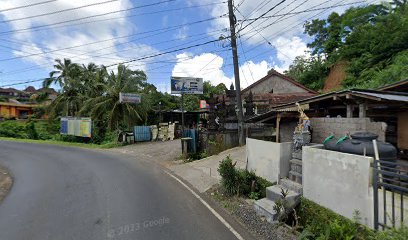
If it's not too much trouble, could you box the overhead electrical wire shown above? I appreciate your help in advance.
[243,0,364,62]
[0,0,177,35]
[0,0,57,13]
[0,0,120,23]
[238,1,366,22]
[238,0,287,34]
[0,1,226,35]
[0,16,227,62]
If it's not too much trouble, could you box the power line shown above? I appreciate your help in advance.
[243,0,365,62]
[238,0,287,34]
[0,2,225,36]
[0,49,232,87]
[0,16,226,62]
[0,27,227,76]
[238,1,366,22]
[0,0,177,35]
[105,38,227,67]
[242,0,311,46]
[0,0,57,13]
[0,0,119,23]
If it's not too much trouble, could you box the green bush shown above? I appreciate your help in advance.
[26,121,39,140]
[0,121,28,138]
[374,225,408,240]
[297,197,375,240]
[218,156,273,198]
[218,156,238,195]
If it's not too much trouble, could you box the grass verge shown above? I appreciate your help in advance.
[0,137,119,149]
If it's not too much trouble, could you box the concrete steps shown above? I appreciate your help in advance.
[253,183,302,223]
[279,178,303,194]
[254,198,277,223]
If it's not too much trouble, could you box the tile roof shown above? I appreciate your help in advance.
[241,69,318,94]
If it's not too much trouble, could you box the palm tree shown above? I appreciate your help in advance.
[43,58,85,117]
[80,64,148,130]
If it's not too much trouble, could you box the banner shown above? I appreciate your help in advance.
[171,77,203,94]
[61,117,92,138]
[119,93,141,103]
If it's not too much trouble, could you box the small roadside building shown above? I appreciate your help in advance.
[240,69,317,115]
[0,102,37,119]
[247,85,408,158]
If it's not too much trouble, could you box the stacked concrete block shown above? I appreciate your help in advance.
[168,123,175,141]
[310,117,386,143]
[158,123,168,141]
[151,125,158,141]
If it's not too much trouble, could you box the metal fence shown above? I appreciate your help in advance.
[372,159,408,230]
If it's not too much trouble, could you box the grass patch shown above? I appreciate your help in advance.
[297,197,408,240]
[0,136,120,149]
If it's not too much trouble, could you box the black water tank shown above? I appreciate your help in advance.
[323,132,397,161]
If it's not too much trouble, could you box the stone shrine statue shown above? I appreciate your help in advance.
[293,103,311,151]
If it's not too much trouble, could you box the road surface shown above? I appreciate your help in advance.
[0,141,244,240]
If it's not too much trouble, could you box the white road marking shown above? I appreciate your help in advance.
[164,171,245,240]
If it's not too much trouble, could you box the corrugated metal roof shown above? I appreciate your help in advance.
[351,90,408,102]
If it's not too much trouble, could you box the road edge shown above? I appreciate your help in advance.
[164,170,257,240]
[0,164,13,203]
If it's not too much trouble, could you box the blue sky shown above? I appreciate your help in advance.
[0,0,381,92]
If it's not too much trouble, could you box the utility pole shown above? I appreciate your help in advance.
[228,0,245,146]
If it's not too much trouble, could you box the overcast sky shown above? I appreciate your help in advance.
[0,0,382,91]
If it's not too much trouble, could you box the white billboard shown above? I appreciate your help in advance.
[171,77,203,94]
[119,93,141,103]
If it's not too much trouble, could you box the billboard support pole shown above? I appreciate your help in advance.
[181,92,185,138]
[181,92,186,154]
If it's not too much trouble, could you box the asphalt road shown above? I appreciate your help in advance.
[0,141,240,240]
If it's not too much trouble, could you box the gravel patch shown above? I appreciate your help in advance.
[0,164,12,203]
[207,185,298,240]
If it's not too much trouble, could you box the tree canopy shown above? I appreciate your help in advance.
[285,1,408,90]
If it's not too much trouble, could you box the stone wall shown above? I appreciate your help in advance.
[310,118,387,143]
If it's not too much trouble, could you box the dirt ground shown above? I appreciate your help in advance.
[0,165,12,203]
[107,139,182,167]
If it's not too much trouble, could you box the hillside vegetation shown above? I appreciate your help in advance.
[285,1,408,91]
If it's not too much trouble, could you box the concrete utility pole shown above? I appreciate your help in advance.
[228,0,245,146]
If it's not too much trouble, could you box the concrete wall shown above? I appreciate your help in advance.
[246,138,292,183]
[303,145,375,227]
[244,75,308,95]
[310,118,387,143]
[303,145,408,229]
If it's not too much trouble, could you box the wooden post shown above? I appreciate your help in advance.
[276,114,281,143]
[347,105,353,118]
[359,103,367,118]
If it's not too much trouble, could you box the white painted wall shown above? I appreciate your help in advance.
[246,138,292,183]
[303,145,408,229]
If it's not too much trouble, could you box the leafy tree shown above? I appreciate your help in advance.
[290,2,408,90]
[285,56,329,91]
[44,58,84,117]
[79,64,148,130]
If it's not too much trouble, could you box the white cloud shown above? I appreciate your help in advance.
[190,0,384,71]
[0,0,158,72]
[171,52,232,87]
[174,25,189,40]
[170,52,274,90]
[239,60,271,88]
[272,36,309,71]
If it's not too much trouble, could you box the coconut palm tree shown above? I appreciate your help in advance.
[44,59,85,117]
[80,64,148,130]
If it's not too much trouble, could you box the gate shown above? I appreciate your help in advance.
[372,159,408,230]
